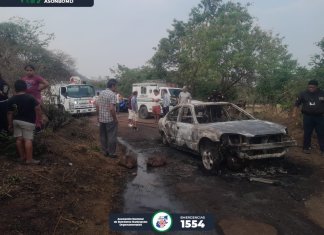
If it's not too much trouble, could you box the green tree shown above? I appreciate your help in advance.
[110,64,162,97]
[310,37,324,79]
[0,17,77,87]
[150,0,297,103]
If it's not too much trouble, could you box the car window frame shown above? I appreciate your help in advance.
[194,103,255,123]
[178,105,196,124]
[224,103,255,121]
[166,106,181,122]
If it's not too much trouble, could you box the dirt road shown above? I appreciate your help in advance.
[117,113,324,235]
[1,113,324,235]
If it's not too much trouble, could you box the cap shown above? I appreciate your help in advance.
[308,80,318,86]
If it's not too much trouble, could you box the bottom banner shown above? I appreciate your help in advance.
[109,212,215,232]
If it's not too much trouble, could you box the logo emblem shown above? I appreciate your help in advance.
[152,211,173,232]
[21,0,42,4]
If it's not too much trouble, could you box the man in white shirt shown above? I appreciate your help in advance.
[178,86,192,104]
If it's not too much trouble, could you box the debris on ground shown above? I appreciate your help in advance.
[118,151,137,169]
[0,117,127,234]
[147,155,167,167]
[249,177,279,185]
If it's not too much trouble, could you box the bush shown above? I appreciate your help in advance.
[0,131,16,158]
[42,104,72,131]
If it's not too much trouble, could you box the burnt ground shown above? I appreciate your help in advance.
[0,117,127,235]
[117,113,324,235]
[1,112,324,235]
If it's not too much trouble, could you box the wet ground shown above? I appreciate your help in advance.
[117,113,324,235]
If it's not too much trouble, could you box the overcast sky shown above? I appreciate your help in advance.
[0,0,323,78]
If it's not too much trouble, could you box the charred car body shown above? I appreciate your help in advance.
[158,102,296,171]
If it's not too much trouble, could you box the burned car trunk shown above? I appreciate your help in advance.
[158,102,297,171]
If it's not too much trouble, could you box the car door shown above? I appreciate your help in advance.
[176,105,195,149]
[164,106,180,144]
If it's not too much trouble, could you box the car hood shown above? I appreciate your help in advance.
[199,120,286,137]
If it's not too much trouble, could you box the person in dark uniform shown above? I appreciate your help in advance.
[0,73,10,133]
[293,80,324,155]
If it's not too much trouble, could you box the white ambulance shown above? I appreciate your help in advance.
[132,82,181,119]
[47,76,96,114]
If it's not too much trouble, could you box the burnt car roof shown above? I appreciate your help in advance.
[180,101,240,106]
[175,101,255,119]
[186,101,230,105]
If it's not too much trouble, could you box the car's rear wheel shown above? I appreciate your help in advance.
[199,140,222,171]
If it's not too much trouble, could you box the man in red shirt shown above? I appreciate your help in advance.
[21,65,49,131]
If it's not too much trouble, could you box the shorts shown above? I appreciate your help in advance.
[130,111,138,122]
[152,105,161,115]
[13,120,35,140]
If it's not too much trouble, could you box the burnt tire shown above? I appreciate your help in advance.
[199,140,222,172]
[139,106,149,119]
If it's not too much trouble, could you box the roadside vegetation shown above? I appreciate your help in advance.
[0,17,82,87]
[1,1,323,110]
[111,0,324,112]
[0,1,324,234]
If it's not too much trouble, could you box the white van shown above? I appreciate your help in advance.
[132,82,181,119]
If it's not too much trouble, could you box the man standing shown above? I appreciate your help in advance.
[0,73,10,133]
[161,89,170,116]
[293,80,324,155]
[131,91,139,131]
[116,92,121,114]
[127,94,133,127]
[178,86,192,105]
[96,79,119,158]
[7,80,41,164]
[152,89,161,123]
[21,64,49,132]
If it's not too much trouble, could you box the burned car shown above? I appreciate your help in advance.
[158,102,296,171]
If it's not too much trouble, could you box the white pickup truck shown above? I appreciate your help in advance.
[132,82,181,119]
